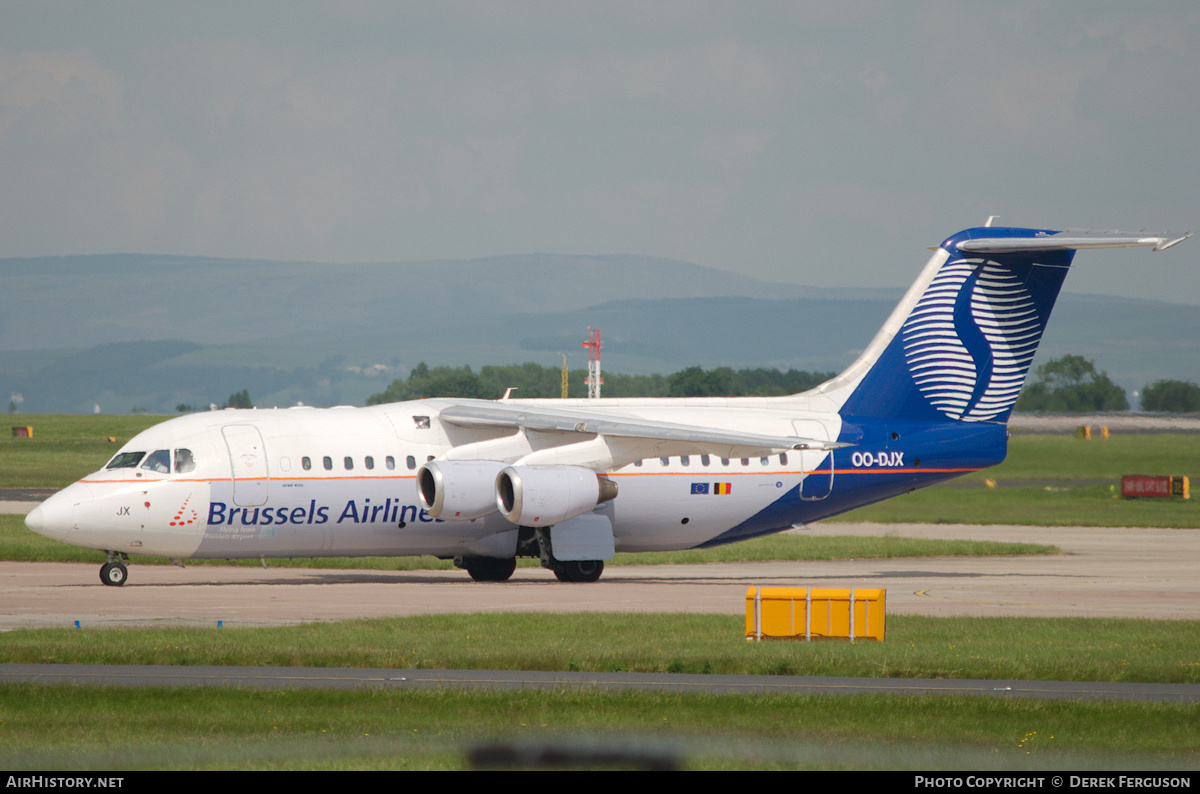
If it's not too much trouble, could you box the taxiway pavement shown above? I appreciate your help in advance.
[2,522,1197,629]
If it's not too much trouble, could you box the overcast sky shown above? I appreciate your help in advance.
[2,1,1197,303]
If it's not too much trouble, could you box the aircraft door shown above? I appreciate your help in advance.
[793,420,833,500]
[222,425,269,507]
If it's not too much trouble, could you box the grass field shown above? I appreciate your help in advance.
[831,482,1200,527]
[4,614,1200,770]
[4,685,1196,770]
[5,613,1199,683]
[827,432,1200,526]
[0,413,167,488]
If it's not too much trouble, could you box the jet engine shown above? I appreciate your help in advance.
[417,460,507,520]
[495,465,618,527]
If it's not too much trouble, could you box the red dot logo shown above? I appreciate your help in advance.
[170,494,199,526]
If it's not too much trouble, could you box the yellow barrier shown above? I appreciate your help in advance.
[745,587,885,641]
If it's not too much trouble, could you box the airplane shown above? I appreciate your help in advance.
[24,224,1190,586]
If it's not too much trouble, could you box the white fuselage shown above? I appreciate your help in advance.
[27,396,849,560]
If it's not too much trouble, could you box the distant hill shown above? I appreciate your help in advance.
[0,252,835,350]
[2,252,1196,413]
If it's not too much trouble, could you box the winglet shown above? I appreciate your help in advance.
[1154,232,1192,252]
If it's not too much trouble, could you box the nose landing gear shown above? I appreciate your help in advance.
[100,552,130,587]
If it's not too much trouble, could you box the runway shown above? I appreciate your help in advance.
[2,522,1198,629]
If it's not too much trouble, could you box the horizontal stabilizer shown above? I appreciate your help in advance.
[959,231,1191,254]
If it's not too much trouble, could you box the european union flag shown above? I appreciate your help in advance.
[690,482,709,495]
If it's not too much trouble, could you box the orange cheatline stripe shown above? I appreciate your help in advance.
[604,467,980,477]
[82,468,980,485]
[80,475,418,484]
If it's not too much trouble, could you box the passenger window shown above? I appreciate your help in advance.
[779,453,788,465]
[302,457,312,471]
[660,457,670,466]
[344,457,354,470]
[365,456,374,470]
[721,458,730,466]
[141,450,171,474]
[386,456,395,470]
[174,448,196,473]
[680,456,690,466]
[701,455,710,467]
[740,458,750,466]
[634,460,643,467]
[760,456,769,466]
[323,456,333,471]
[406,456,416,470]
[106,451,146,469]
[279,457,291,473]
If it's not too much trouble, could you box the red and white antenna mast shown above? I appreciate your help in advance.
[582,327,602,399]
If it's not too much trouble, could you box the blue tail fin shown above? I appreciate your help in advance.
[823,226,1185,423]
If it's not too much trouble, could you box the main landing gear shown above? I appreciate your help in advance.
[457,554,604,583]
[457,556,517,582]
[100,552,130,587]
[531,526,605,583]
[456,525,608,584]
[552,559,604,583]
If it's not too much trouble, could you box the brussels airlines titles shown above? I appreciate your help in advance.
[205,499,437,529]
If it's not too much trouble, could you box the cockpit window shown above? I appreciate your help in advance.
[174,448,196,474]
[106,451,146,469]
[141,449,171,474]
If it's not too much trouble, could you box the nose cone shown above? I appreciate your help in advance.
[24,504,46,534]
[25,484,90,542]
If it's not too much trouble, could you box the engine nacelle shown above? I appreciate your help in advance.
[495,465,618,527]
[417,460,506,520]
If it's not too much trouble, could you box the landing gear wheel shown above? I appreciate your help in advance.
[100,561,128,587]
[464,556,517,582]
[553,560,604,583]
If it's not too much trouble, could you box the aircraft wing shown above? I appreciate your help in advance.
[438,401,847,458]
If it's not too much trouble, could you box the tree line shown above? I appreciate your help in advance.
[1015,354,1200,413]
[367,356,1200,414]
[366,362,836,404]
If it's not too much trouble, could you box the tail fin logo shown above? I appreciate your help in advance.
[901,258,1042,422]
